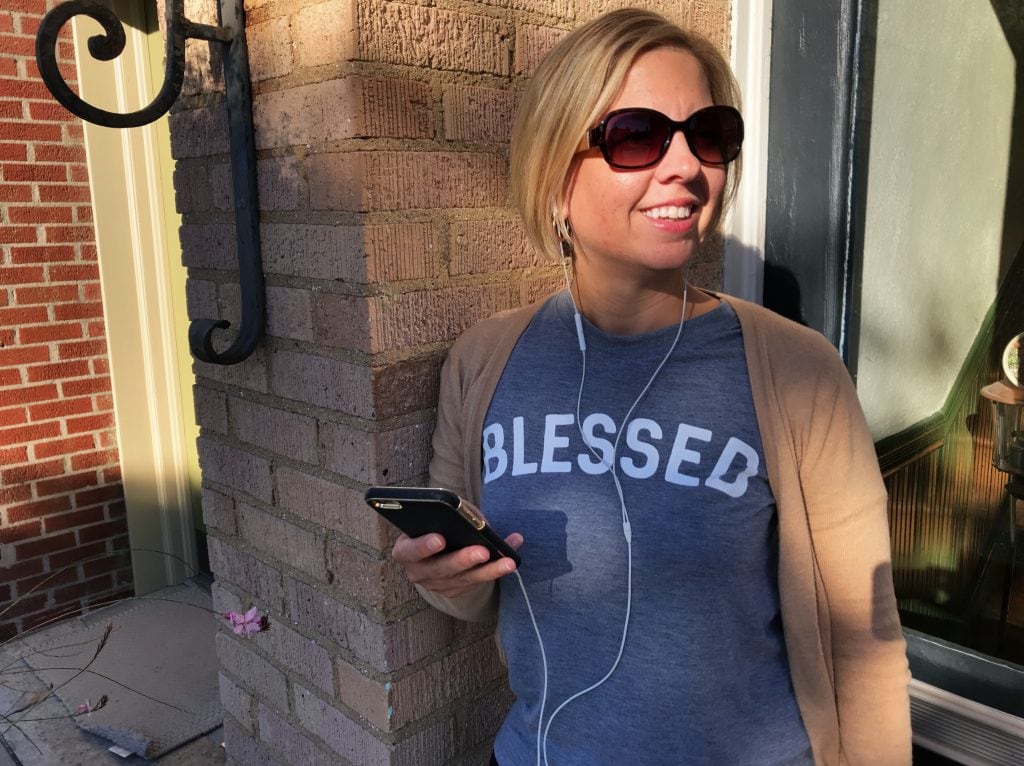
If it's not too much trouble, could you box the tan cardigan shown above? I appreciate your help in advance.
[422,293,912,765]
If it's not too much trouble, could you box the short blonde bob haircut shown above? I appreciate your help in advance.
[510,9,742,262]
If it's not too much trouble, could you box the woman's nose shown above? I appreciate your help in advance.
[655,130,702,181]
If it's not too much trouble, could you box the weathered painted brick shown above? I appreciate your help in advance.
[320,419,432,485]
[331,639,504,735]
[360,76,435,141]
[293,683,391,765]
[257,154,305,211]
[247,16,293,81]
[690,0,732,49]
[316,285,510,353]
[208,162,233,211]
[210,581,242,616]
[451,683,515,757]
[287,577,466,672]
[219,672,255,733]
[184,0,217,25]
[324,538,417,615]
[193,385,229,434]
[370,355,444,420]
[255,78,356,149]
[236,503,328,581]
[169,104,230,159]
[259,221,437,283]
[448,219,536,275]
[173,162,213,213]
[332,659,390,730]
[229,396,318,464]
[578,0,682,23]
[260,223,364,280]
[310,293,370,352]
[216,632,290,710]
[266,284,314,341]
[305,152,362,211]
[197,436,273,503]
[207,156,305,213]
[389,638,504,729]
[185,279,218,324]
[381,605,474,673]
[443,85,519,144]
[478,0,571,13]
[201,487,237,535]
[193,345,271,395]
[287,576,385,667]
[275,466,389,549]
[208,536,284,613]
[358,3,510,76]
[369,284,512,351]
[182,37,224,98]
[291,0,358,70]
[514,23,568,76]
[521,271,563,305]
[222,714,280,766]
[254,77,433,150]
[179,223,237,271]
[364,223,438,283]
[257,703,335,766]
[307,151,506,211]
[254,618,334,695]
[268,350,374,419]
[390,714,458,766]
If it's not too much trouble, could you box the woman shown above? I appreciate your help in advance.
[393,9,911,765]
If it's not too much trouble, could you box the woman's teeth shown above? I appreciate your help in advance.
[643,205,692,220]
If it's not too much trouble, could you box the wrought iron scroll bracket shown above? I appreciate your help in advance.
[36,0,264,365]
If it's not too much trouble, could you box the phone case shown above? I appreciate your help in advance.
[364,486,521,566]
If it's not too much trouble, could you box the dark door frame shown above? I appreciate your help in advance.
[763,0,879,379]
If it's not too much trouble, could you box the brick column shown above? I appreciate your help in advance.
[0,0,130,643]
[176,1,731,763]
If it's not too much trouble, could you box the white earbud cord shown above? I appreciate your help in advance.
[521,259,690,766]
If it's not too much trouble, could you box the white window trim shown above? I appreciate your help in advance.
[723,0,773,304]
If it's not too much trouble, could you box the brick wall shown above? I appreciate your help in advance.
[0,1,131,642]
[180,1,731,763]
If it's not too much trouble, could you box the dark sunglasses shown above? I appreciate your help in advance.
[586,105,744,169]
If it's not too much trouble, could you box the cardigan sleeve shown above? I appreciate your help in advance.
[796,356,912,764]
[414,340,499,622]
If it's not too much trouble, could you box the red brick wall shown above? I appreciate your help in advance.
[0,1,131,642]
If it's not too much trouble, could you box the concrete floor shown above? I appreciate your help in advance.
[0,646,225,766]
[0,586,226,766]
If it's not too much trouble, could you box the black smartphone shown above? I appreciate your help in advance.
[364,486,521,567]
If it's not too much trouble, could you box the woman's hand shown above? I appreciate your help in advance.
[392,532,524,599]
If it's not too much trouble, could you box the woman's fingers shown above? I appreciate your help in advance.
[392,532,521,598]
[391,532,444,564]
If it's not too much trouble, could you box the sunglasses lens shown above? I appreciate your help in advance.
[603,111,669,168]
[597,107,743,168]
[690,107,742,165]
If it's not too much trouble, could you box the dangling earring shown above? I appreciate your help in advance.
[553,216,573,257]
[553,216,576,295]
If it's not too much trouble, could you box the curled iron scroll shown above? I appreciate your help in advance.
[35,0,265,365]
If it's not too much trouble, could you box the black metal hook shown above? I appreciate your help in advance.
[35,0,265,365]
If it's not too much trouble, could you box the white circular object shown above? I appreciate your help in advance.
[1003,332,1022,387]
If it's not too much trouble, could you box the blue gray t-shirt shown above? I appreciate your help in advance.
[481,291,812,765]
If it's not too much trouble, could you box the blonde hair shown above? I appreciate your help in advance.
[510,9,742,261]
